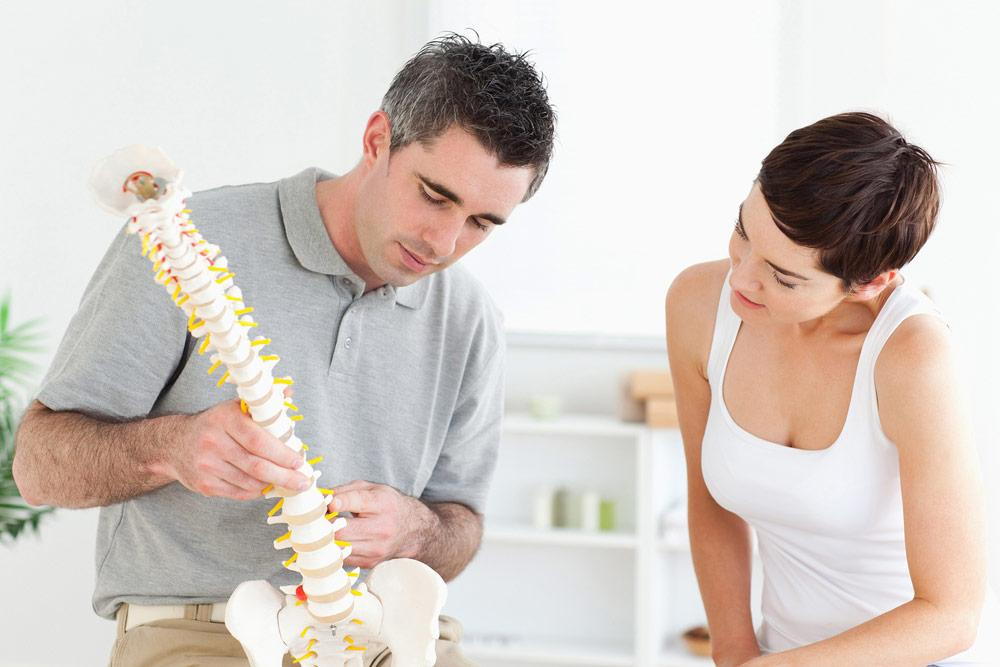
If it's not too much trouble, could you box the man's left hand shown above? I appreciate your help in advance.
[327,479,436,569]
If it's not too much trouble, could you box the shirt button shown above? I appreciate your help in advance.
[345,337,352,349]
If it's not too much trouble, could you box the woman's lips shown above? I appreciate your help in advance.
[735,290,765,309]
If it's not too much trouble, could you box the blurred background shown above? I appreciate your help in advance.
[1,1,998,665]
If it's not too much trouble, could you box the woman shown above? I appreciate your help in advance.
[666,112,999,665]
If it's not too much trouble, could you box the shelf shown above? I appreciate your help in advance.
[503,412,652,438]
[658,533,691,552]
[464,636,634,666]
[485,523,638,549]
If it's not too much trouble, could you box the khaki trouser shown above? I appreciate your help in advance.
[110,604,474,667]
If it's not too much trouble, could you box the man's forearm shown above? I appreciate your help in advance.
[13,402,177,509]
[408,501,483,582]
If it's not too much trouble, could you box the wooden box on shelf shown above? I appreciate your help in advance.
[621,370,679,428]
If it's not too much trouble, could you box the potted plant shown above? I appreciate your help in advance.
[0,293,51,542]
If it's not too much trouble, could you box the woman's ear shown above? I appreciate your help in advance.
[849,269,900,301]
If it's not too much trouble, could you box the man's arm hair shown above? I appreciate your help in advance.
[14,398,310,510]
[413,501,484,582]
[12,400,177,509]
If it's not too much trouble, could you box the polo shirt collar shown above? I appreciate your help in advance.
[278,168,429,310]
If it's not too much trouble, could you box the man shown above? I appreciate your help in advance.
[13,33,555,666]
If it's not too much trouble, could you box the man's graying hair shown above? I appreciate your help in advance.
[381,33,556,200]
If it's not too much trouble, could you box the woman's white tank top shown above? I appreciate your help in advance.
[701,275,1000,664]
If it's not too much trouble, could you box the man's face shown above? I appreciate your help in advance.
[355,122,534,287]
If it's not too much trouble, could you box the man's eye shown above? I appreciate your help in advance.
[420,187,446,206]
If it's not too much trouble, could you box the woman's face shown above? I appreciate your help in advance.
[728,182,852,325]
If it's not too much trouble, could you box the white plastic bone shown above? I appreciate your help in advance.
[226,558,446,667]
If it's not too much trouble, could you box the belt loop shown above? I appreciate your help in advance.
[116,604,129,638]
[184,604,198,621]
[195,603,212,622]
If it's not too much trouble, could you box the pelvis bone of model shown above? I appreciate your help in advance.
[91,146,447,666]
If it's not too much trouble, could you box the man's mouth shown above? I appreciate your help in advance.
[399,243,434,271]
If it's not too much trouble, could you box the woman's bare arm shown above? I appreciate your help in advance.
[667,260,761,666]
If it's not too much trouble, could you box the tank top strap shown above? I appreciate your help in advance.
[850,281,946,433]
[856,281,944,378]
[707,274,742,390]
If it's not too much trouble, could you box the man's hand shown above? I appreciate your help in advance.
[328,480,436,569]
[155,398,311,501]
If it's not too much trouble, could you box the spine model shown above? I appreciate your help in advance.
[91,146,446,667]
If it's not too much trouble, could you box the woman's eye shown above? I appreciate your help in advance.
[772,271,797,289]
[734,218,748,241]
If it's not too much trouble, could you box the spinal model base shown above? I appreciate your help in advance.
[90,146,446,666]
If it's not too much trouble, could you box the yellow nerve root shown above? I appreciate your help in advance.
[267,499,284,517]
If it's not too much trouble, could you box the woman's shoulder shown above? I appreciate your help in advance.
[666,259,729,323]
[877,282,951,375]
[666,259,730,365]
[876,308,958,445]
[877,309,953,386]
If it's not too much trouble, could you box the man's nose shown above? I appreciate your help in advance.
[420,215,464,260]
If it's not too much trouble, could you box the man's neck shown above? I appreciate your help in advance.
[315,171,385,291]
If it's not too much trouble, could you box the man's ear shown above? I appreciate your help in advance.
[850,269,899,301]
[361,111,392,168]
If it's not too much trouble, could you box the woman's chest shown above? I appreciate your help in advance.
[723,330,867,450]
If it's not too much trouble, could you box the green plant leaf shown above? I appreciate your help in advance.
[0,291,51,544]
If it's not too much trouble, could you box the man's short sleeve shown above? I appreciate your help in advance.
[419,340,505,515]
[36,225,190,420]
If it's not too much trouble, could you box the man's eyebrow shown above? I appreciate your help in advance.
[419,174,506,226]
[738,203,810,281]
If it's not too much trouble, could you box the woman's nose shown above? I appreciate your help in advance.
[730,253,761,291]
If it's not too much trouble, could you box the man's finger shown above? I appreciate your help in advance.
[218,461,265,495]
[331,479,376,494]
[329,488,379,514]
[231,450,310,491]
[333,515,377,541]
[196,476,251,501]
[226,417,303,470]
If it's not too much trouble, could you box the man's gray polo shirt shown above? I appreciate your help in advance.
[36,168,505,619]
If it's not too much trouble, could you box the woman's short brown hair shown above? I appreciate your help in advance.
[757,112,940,288]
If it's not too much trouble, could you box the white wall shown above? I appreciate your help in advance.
[436,0,781,336]
[1,1,998,664]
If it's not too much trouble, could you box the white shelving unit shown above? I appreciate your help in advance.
[444,412,711,667]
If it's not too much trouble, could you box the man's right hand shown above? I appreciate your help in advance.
[155,399,311,501]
